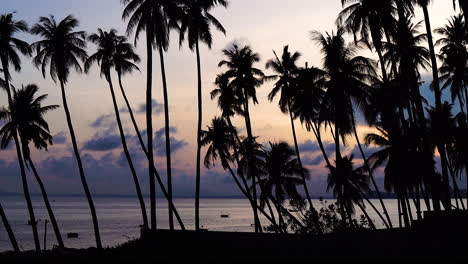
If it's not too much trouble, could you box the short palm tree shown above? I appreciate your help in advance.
[177,0,228,230]
[0,12,40,251]
[265,46,314,209]
[326,155,372,228]
[0,84,64,248]
[85,28,149,231]
[30,15,102,250]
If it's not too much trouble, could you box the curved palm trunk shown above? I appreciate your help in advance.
[27,157,64,248]
[0,201,19,253]
[226,116,262,228]
[242,89,261,233]
[59,80,102,250]
[311,123,332,169]
[287,102,314,210]
[195,41,203,231]
[117,74,185,230]
[158,46,174,230]
[1,62,40,252]
[106,74,149,231]
[351,120,392,228]
[146,29,157,231]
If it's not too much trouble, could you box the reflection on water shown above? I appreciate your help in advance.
[0,196,463,251]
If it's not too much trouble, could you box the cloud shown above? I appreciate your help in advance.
[137,99,164,115]
[154,127,188,156]
[53,132,67,144]
[302,155,324,166]
[299,140,335,154]
[84,134,121,151]
[90,114,117,134]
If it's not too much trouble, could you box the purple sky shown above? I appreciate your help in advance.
[0,0,462,197]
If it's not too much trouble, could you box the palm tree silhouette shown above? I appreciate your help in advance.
[122,0,171,230]
[177,0,228,231]
[219,43,265,232]
[0,201,18,252]
[265,46,315,210]
[436,15,468,117]
[326,155,375,229]
[0,13,41,251]
[30,15,102,250]
[261,142,308,230]
[85,28,149,231]
[453,0,468,31]
[0,84,64,248]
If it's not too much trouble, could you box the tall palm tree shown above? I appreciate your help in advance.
[177,0,228,230]
[0,13,40,251]
[265,46,314,209]
[85,28,149,231]
[219,43,265,232]
[0,84,63,248]
[436,15,468,116]
[122,0,183,230]
[30,15,102,250]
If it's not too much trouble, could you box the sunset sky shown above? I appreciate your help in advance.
[0,0,461,197]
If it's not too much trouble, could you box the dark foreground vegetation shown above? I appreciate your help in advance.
[1,213,467,263]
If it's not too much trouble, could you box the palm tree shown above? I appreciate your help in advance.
[177,0,228,231]
[0,84,64,248]
[436,15,468,116]
[218,43,265,232]
[30,15,102,250]
[265,46,314,209]
[262,142,307,220]
[85,28,149,231]
[122,0,184,230]
[0,13,41,251]
[201,117,281,230]
[326,155,374,229]
[453,0,468,31]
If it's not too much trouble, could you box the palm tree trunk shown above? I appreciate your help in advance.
[59,79,102,250]
[311,123,332,169]
[106,74,148,231]
[0,201,19,253]
[242,89,261,233]
[226,116,262,228]
[27,157,64,248]
[376,46,388,83]
[287,102,314,210]
[146,29,157,231]
[226,165,280,231]
[351,119,392,228]
[116,73,185,230]
[158,45,174,230]
[422,5,452,211]
[195,40,203,231]
[1,61,40,252]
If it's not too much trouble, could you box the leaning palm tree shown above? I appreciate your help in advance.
[0,84,63,248]
[30,15,102,250]
[218,43,265,232]
[0,13,40,251]
[0,201,19,252]
[85,28,149,231]
[265,46,314,209]
[177,0,228,230]
[327,155,374,229]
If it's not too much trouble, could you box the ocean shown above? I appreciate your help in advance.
[0,195,461,252]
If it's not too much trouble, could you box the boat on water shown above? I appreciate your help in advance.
[220,214,230,218]
[67,233,79,239]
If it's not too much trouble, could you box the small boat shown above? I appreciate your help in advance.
[220,214,230,218]
[67,232,79,239]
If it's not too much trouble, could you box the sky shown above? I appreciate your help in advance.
[0,0,462,198]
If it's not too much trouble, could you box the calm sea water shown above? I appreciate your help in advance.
[0,196,463,252]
